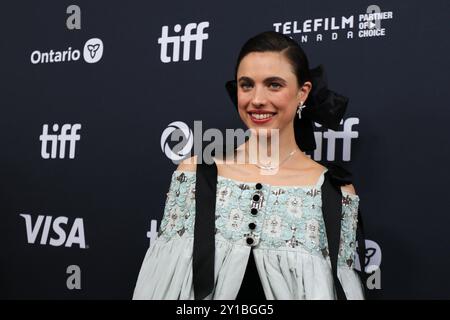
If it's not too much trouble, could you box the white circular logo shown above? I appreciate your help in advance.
[83,38,103,63]
[160,121,193,161]
[355,239,382,272]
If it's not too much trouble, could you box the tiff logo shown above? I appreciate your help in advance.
[313,117,359,161]
[40,124,81,159]
[158,22,209,63]
[20,214,87,249]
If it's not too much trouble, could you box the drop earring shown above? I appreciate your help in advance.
[297,101,305,119]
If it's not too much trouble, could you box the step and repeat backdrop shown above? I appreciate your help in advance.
[1,0,449,299]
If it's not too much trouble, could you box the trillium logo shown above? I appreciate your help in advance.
[160,121,193,161]
[355,239,382,272]
[83,38,103,63]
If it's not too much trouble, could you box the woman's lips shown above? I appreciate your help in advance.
[248,113,276,124]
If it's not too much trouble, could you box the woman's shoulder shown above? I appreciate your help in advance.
[176,155,198,173]
[341,183,356,196]
[310,159,357,196]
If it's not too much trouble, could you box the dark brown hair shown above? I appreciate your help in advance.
[234,31,312,87]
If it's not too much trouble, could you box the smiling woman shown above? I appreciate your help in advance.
[236,50,311,137]
[132,31,367,300]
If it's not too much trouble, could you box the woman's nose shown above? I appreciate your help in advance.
[251,86,267,106]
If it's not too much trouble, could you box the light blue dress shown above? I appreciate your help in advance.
[132,168,365,300]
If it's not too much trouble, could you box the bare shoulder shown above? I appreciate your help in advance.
[341,183,357,195]
[304,158,328,178]
[294,158,328,186]
[308,159,357,195]
[176,155,198,172]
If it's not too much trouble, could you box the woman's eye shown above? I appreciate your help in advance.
[269,82,282,89]
[240,83,253,90]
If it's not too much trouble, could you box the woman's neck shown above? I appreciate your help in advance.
[237,127,304,166]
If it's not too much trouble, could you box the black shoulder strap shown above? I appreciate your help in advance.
[321,170,347,300]
[193,161,217,300]
[322,163,368,300]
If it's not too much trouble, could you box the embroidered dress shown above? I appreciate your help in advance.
[132,168,364,300]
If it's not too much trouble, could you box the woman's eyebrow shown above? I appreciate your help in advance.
[238,76,287,83]
[264,76,287,84]
[238,76,253,82]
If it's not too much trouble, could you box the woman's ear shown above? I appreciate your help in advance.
[298,81,312,104]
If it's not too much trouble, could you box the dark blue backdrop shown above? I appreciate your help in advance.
[1,0,449,299]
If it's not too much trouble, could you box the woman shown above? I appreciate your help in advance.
[132,31,366,300]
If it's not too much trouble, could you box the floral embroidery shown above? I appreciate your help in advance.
[305,219,320,248]
[158,170,360,268]
[158,171,196,241]
[338,191,360,268]
[264,215,283,238]
[217,186,232,207]
[287,196,303,218]
[226,208,244,231]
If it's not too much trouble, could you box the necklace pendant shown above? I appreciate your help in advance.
[254,148,298,171]
[256,163,277,171]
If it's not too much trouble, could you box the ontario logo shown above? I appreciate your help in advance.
[30,37,104,64]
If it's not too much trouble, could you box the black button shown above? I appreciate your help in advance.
[248,222,256,230]
[252,194,260,201]
[255,183,262,190]
[246,237,254,245]
[251,208,258,215]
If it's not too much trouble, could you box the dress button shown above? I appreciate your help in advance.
[248,222,256,230]
[246,236,255,246]
[250,208,258,215]
[255,183,262,190]
[252,194,260,201]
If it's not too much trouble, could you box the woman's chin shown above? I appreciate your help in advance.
[247,126,280,138]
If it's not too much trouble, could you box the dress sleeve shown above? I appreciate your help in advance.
[132,170,197,300]
[337,191,366,300]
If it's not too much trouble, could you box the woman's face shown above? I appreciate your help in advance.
[236,51,311,136]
